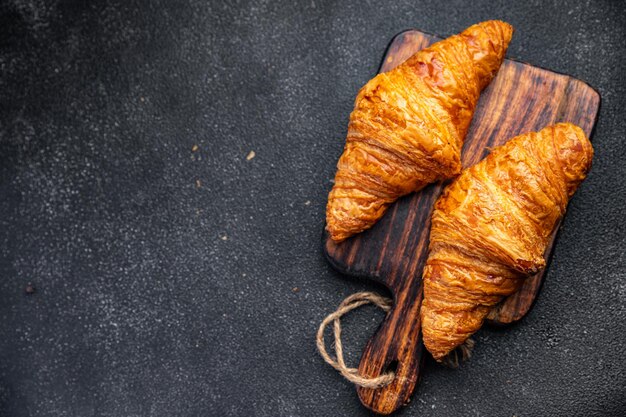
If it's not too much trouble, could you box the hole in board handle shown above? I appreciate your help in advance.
[383,360,399,379]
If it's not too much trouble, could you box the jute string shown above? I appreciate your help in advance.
[315,292,395,388]
[317,292,477,387]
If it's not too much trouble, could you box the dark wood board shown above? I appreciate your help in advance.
[323,29,600,415]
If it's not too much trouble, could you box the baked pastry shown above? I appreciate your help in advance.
[326,20,514,242]
[421,123,594,360]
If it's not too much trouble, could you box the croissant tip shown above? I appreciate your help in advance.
[329,235,347,243]
[325,225,348,243]
[439,338,476,367]
[430,348,452,362]
[553,121,584,133]
[484,19,514,31]
[423,337,455,362]
[475,20,514,46]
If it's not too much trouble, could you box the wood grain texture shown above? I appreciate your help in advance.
[323,30,600,415]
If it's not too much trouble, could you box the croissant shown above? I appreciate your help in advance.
[421,123,594,360]
[326,20,514,242]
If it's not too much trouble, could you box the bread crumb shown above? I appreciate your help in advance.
[220,235,228,241]
[292,287,300,293]
[196,179,201,187]
[192,144,199,152]
[304,200,311,206]
[246,150,256,161]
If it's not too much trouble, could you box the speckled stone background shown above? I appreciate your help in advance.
[0,1,624,416]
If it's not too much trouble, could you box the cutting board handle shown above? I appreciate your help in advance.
[356,278,424,415]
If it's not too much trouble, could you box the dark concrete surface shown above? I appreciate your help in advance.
[0,1,624,416]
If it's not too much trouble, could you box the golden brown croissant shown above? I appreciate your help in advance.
[421,123,594,360]
[326,21,514,242]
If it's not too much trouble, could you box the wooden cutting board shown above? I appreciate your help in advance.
[323,29,600,415]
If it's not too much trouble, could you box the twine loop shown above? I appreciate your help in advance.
[315,291,395,389]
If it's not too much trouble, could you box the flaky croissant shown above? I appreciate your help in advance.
[421,123,594,360]
[326,21,514,242]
